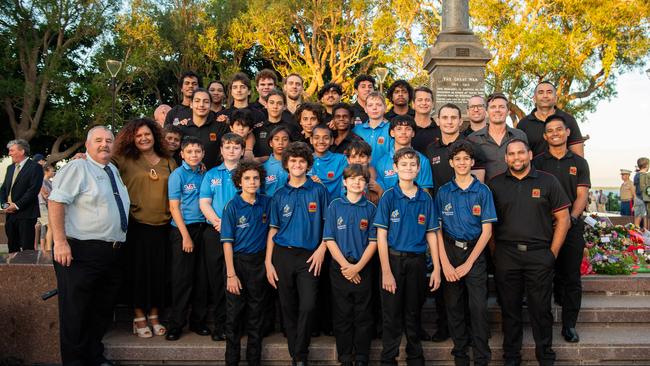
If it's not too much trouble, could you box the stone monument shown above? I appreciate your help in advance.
[423,0,491,117]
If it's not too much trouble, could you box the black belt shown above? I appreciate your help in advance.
[69,238,124,249]
[389,248,424,258]
[443,233,478,251]
[501,241,549,252]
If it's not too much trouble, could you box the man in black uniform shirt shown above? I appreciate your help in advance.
[164,71,201,127]
[351,74,375,125]
[412,86,441,154]
[318,82,343,124]
[222,72,266,127]
[517,82,585,157]
[488,139,571,366]
[385,80,415,122]
[532,115,590,343]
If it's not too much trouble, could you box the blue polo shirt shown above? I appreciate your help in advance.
[168,162,205,227]
[435,177,498,241]
[373,184,439,254]
[323,196,377,261]
[374,149,434,190]
[221,193,272,254]
[263,155,288,196]
[352,120,394,162]
[309,151,348,199]
[199,163,238,218]
[269,178,329,250]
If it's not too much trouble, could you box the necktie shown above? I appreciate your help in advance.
[103,165,128,232]
[8,163,21,203]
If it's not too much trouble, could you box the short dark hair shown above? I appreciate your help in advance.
[191,88,212,103]
[264,88,286,104]
[545,113,567,127]
[486,92,508,105]
[294,102,324,125]
[179,71,201,88]
[312,124,332,137]
[354,74,375,90]
[344,139,372,157]
[535,81,557,93]
[393,147,420,167]
[180,135,204,151]
[165,125,183,137]
[343,164,370,182]
[282,141,314,171]
[389,115,416,131]
[255,69,278,85]
[387,80,414,102]
[283,73,304,84]
[637,157,649,169]
[43,163,55,173]
[268,126,292,147]
[232,159,266,189]
[222,132,246,149]
[448,140,475,160]
[207,80,226,92]
[230,109,255,129]
[230,72,251,90]
[317,82,343,99]
[505,138,530,152]
[414,86,433,99]
[437,103,462,118]
[331,102,354,118]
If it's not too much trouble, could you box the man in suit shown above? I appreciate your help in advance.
[0,139,44,253]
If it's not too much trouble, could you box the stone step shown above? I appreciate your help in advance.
[483,274,650,295]
[103,323,650,365]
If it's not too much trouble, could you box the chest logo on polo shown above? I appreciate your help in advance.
[260,131,268,139]
[377,136,385,145]
[532,188,541,198]
[308,202,318,213]
[209,133,217,141]
[211,178,222,186]
[417,214,426,225]
[237,216,249,229]
[183,183,197,193]
[266,175,276,183]
[282,204,292,217]
[569,166,577,175]
[327,171,335,179]
[472,205,481,216]
[390,209,400,222]
[337,216,346,230]
[384,169,396,177]
[442,203,454,216]
[431,156,441,165]
[360,218,368,230]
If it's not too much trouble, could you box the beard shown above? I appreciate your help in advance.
[509,160,529,173]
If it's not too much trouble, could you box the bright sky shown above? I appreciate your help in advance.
[581,69,650,187]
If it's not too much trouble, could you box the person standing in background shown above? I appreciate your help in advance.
[619,169,635,217]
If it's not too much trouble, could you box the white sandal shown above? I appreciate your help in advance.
[133,317,153,338]
[148,314,167,336]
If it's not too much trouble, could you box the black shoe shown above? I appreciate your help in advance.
[165,328,182,341]
[211,330,226,341]
[189,324,211,336]
[292,361,308,366]
[561,327,580,343]
[431,329,450,342]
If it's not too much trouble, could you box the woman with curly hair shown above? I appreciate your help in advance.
[113,118,178,338]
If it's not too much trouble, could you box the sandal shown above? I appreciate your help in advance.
[133,317,153,338]
[148,314,167,336]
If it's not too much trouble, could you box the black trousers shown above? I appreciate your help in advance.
[168,224,208,330]
[554,223,585,328]
[126,219,168,310]
[443,240,490,366]
[494,243,556,366]
[203,227,227,333]
[380,253,427,366]
[272,245,319,362]
[225,251,268,366]
[312,251,333,334]
[330,261,373,363]
[54,238,123,366]
[5,214,36,252]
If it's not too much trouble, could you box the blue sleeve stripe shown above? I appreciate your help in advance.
[368,237,377,241]
[426,226,440,232]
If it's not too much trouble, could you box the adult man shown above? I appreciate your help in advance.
[532,115,590,343]
[0,139,44,253]
[517,82,585,157]
[164,71,201,127]
[283,73,305,115]
[318,82,343,123]
[250,69,279,111]
[619,169,635,216]
[384,80,415,122]
[49,126,130,366]
[488,139,570,366]
[462,95,487,137]
[634,158,649,228]
[154,104,171,127]
[411,86,441,154]
[351,75,375,125]
[466,93,528,180]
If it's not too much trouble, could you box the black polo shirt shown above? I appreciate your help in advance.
[330,131,361,154]
[532,150,591,205]
[488,167,570,245]
[412,120,441,154]
[351,102,368,125]
[385,107,415,122]
[425,134,485,195]
[222,106,266,128]
[517,108,584,157]
[180,118,230,169]
[163,104,192,128]
[252,120,301,157]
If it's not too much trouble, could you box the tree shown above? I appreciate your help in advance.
[469,0,650,122]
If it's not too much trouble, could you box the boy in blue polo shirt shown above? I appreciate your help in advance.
[199,133,245,342]
[167,136,208,341]
[352,91,393,162]
[435,140,497,366]
[309,125,348,199]
[265,141,329,365]
[374,115,434,192]
[344,139,383,204]
[324,164,377,366]
[374,147,441,366]
[263,126,290,196]
[221,160,272,366]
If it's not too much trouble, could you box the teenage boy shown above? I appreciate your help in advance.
[385,80,415,121]
[352,91,393,162]
[221,160,272,366]
[330,103,361,155]
[374,115,433,191]
[309,125,348,199]
[164,71,200,127]
[199,133,246,342]
[230,109,256,160]
[436,140,496,366]
[223,72,266,129]
[250,68,278,111]
[344,140,383,204]
[164,126,183,166]
[253,89,300,158]
[266,142,329,366]
[324,164,377,366]
[166,137,208,341]
[295,102,324,146]
[351,74,375,125]
[318,82,343,123]
[263,127,291,196]
[374,147,441,366]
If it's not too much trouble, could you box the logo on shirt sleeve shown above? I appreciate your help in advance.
[209,133,217,141]
[532,188,541,198]
[211,178,222,186]
[417,214,426,225]
[472,205,481,216]
[360,218,368,230]
[266,175,277,183]
[308,202,318,213]
[337,216,346,230]
[569,166,577,175]
[377,136,385,145]
[390,210,400,223]
[260,131,268,139]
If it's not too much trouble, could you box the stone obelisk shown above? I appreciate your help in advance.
[423,0,491,117]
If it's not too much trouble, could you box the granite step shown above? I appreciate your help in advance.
[103,323,650,365]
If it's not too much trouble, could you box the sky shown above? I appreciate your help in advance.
[581,69,650,188]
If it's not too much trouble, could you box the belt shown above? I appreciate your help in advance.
[69,238,124,249]
[345,256,359,264]
[443,233,478,251]
[501,242,548,252]
[389,248,424,257]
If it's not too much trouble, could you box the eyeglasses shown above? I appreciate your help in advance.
[468,104,485,110]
